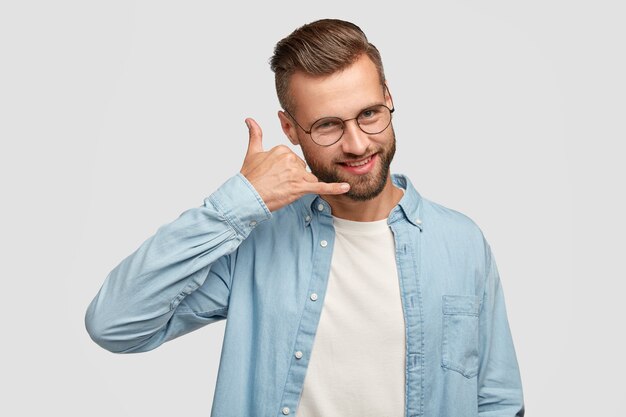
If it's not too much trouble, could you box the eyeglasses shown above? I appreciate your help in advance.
[284,101,395,147]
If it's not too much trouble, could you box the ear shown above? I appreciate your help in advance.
[384,81,394,109]
[278,110,300,146]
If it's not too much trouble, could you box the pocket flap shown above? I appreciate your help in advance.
[442,295,480,316]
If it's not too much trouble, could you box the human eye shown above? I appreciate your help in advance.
[359,106,383,123]
[361,109,377,118]
[313,118,342,132]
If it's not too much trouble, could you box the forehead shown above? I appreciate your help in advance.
[289,54,384,122]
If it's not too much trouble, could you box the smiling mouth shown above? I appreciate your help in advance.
[341,154,375,167]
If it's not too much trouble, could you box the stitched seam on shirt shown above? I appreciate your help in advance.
[480,243,492,315]
[237,173,271,219]
[411,225,425,415]
[441,362,476,378]
[393,224,418,417]
[278,298,309,414]
[443,311,479,316]
[174,307,228,317]
[277,219,321,414]
[209,193,246,239]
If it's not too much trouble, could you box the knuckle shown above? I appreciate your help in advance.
[283,152,298,162]
[285,166,298,176]
[289,178,303,189]
[273,144,291,154]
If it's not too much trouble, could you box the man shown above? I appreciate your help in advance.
[86,19,524,417]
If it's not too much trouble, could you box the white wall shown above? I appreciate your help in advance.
[1,1,624,415]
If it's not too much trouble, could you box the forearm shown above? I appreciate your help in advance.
[85,173,270,353]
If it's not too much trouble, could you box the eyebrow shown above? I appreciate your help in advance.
[311,100,386,122]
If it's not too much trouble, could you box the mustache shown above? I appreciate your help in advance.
[333,149,377,163]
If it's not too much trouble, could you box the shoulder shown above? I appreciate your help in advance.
[394,173,484,242]
[423,197,483,235]
[416,196,497,291]
[420,195,489,258]
[395,173,485,240]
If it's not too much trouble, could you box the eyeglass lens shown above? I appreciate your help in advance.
[311,105,392,146]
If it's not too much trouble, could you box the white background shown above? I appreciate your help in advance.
[1,1,624,416]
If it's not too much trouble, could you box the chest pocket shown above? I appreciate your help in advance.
[441,294,481,378]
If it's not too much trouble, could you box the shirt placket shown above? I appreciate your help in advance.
[276,200,335,416]
[390,213,424,417]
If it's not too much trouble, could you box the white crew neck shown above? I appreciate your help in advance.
[331,216,390,236]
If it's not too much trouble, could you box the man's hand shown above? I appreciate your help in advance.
[240,118,350,212]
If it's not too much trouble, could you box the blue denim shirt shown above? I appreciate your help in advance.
[86,173,524,417]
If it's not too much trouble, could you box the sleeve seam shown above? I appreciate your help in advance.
[174,306,229,317]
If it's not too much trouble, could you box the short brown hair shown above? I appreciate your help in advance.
[270,19,386,113]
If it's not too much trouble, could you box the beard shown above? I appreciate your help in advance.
[302,127,396,201]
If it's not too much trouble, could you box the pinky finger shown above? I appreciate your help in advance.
[306,181,351,195]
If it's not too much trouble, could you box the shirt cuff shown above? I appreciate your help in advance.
[206,173,272,238]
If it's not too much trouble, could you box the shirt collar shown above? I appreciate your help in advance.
[299,173,424,230]
[390,173,423,229]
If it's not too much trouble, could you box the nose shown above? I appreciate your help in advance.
[340,119,369,156]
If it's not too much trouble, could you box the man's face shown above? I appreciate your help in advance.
[280,54,396,201]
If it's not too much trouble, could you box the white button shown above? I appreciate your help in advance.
[415,218,422,224]
[310,293,318,301]
[305,215,311,222]
[320,240,327,247]
[282,407,290,415]
[249,220,257,227]
[295,351,303,359]
[317,203,324,211]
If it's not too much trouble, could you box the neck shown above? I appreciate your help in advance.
[321,175,404,221]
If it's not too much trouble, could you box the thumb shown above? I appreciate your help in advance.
[245,117,264,155]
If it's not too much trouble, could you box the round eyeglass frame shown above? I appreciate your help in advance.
[283,93,395,147]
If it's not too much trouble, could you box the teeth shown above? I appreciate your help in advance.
[346,156,371,167]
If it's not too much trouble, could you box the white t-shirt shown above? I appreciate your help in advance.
[297,215,406,417]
